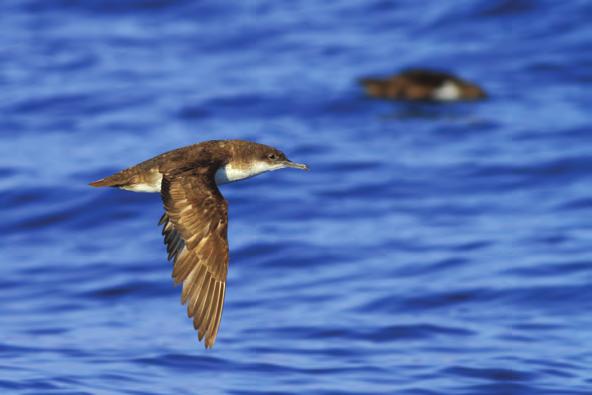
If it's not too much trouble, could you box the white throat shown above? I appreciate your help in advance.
[215,161,283,185]
[433,80,461,101]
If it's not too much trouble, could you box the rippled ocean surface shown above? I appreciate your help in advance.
[1,1,592,394]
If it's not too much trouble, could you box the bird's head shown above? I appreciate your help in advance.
[215,140,308,184]
[254,145,309,171]
[459,82,487,100]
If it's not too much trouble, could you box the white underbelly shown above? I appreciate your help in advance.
[121,183,161,193]
[215,162,276,184]
[121,171,163,193]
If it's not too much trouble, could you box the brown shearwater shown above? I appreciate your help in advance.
[360,69,486,101]
[90,140,308,348]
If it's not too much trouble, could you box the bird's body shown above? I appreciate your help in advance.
[90,140,307,348]
[360,69,486,102]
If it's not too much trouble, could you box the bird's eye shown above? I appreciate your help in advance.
[267,153,278,160]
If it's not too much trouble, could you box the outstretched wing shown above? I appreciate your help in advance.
[160,169,228,348]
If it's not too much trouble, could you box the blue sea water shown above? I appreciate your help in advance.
[1,0,591,394]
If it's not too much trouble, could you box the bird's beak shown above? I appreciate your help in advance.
[283,160,309,171]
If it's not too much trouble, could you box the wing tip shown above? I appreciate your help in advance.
[204,338,215,349]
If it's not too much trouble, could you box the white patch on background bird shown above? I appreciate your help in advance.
[433,80,462,101]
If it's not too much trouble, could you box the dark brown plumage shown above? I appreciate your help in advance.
[90,140,308,348]
[360,69,486,101]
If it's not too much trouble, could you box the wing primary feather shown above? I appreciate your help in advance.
[193,273,213,330]
[181,264,204,304]
[172,251,197,284]
[185,266,208,314]
[164,227,176,245]
[206,282,221,335]
[168,235,183,261]
[205,282,222,347]
[158,213,167,226]
[209,283,226,345]
[198,277,216,341]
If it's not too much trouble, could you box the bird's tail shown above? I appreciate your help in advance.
[89,171,127,188]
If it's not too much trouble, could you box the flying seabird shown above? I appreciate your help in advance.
[90,140,308,348]
[360,69,486,101]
